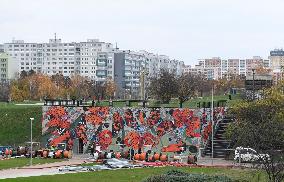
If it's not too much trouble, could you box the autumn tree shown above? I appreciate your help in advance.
[10,79,29,101]
[34,74,57,100]
[105,77,116,99]
[69,74,92,100]
[148,69,178,103]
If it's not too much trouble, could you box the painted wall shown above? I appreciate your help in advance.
[42,107,226,153]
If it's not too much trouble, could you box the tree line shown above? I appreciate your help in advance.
[0,70,116,102]
[0,69,245,102]
[148,69,245,107]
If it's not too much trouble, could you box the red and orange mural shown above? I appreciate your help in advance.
[42,107,225,153]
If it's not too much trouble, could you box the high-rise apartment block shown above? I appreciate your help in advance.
[2,37,183,99]
[185,56,270,80]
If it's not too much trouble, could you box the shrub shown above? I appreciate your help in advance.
[142,169,235,182]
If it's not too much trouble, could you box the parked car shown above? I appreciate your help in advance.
[234,147,270,162]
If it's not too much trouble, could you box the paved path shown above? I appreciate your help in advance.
[197,157,235,167]
[0,158,88,180]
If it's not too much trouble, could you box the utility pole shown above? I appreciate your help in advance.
[252,69,255,101]
[211,85,214,165]
[30,118,34,166]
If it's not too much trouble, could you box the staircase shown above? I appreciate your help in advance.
[204,117,234,158]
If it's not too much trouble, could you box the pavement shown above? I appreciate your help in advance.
[0,158,88,180]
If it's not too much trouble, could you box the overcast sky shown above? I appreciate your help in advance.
[1,0,284,65]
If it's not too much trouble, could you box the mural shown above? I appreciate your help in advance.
[42,107,226,153]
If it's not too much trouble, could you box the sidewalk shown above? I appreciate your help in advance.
[0,158,88,179]
[196,157,235,167]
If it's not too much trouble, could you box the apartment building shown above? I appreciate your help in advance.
[113,50,148,99]
[269,49,284,70]
[0,53,18,81]
[2,38,183,99]
[0,44,4,53]
[4,38,114,78]
[186,56,270,80]
[268,49,284,82]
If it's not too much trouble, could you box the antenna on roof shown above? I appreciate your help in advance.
[54,33,57,42]
[115,42,118,50]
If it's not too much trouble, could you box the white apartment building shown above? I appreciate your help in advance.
[4,38,114,79]
[2,38,183,98]
[0,44,4,53]
[186,56,270,80]
[0,53,18,81]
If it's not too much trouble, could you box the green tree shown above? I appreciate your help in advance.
[227,84,284,182]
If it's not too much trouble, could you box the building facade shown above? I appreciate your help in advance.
[0,53,18,81]
[2,38,183,99]
[185,56,270,80]
[269,49,284,82]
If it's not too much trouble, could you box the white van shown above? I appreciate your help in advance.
[234,147,269,162]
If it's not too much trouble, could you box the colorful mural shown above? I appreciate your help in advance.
[42,107,226,153]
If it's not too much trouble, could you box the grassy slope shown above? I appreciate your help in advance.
[0,158,65,170]
[0,103,42,146]
[2,166,267,182]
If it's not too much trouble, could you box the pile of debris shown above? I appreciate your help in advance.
[58,158,144,172]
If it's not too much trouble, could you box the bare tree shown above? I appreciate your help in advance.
[148,69,178,104]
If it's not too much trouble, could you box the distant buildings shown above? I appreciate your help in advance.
[1,37,183,99]
[268,49,284,82]
[183,56,270,80]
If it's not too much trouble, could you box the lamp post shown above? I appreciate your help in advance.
[30,118,34,166]
[252,69,256,101]
[211,85,214,165]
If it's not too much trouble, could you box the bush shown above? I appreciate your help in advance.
[142,169,235,182]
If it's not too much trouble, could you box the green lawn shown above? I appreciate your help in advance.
[0,158,65,170]
[1,166,267,182]
[0,105,42,146]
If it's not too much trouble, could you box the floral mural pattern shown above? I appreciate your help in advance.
[42,107,225,152]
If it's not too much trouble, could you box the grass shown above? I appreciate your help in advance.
[0,105,42,146]
[0,158,65,170]
[1,166,267,182]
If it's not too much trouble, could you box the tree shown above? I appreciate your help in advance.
[28,69,36,76]
[0,80,10,101]
[10,79,29,101]
[19,70,28,79]
[148,69,178,103]
[105,77,116,99]
[227,84,284,182]
[176,73,201,108]
[69,74,92,100]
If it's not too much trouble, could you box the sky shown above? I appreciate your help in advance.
[1,0,284,65]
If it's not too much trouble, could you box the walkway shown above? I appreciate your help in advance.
[0,158,87,179]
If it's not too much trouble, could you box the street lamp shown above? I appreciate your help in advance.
[211,84,214,165]
[30,118,34,166]
[252,69,256,101]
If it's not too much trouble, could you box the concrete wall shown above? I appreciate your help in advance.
[42,107,226,154]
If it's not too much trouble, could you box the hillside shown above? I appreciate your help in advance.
[0,104,42,146]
